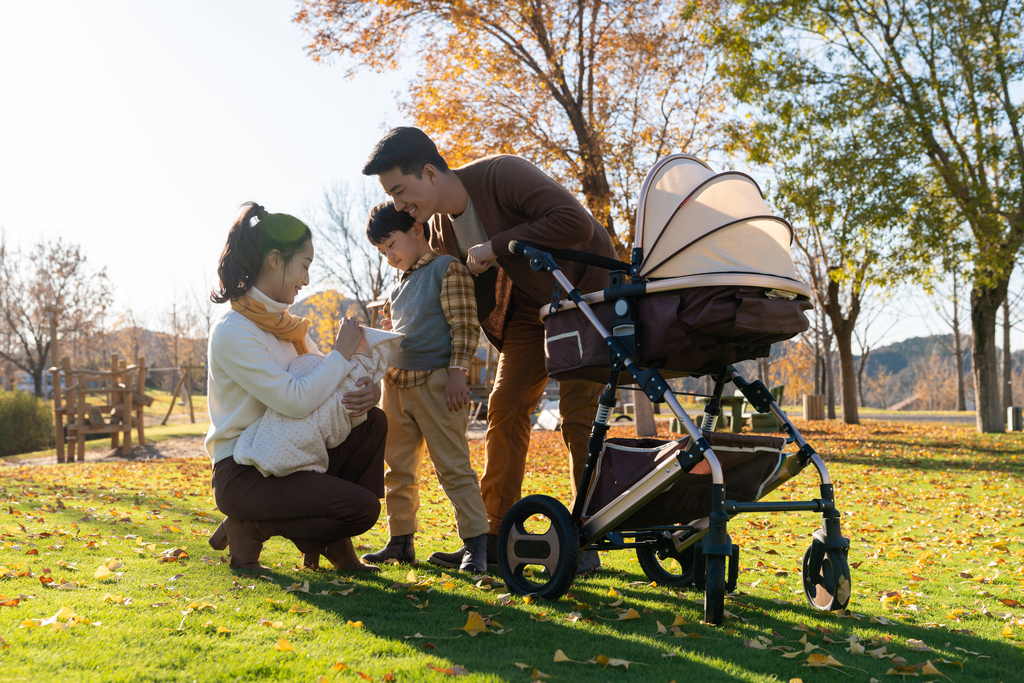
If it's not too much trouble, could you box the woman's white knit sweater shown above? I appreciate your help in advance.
[204,287,353,464]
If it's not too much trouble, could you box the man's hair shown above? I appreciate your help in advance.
[365,201,417,245]
[361,127,450,177]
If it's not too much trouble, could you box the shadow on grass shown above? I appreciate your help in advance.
[246,558,1022,683]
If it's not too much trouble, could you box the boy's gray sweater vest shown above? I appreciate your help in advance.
[389,255,456,372]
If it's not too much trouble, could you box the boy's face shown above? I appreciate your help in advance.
[376,223,431,272]
[377,164,441,223]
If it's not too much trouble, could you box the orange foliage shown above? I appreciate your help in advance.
[294,0,728,253]
[771,339,815,399]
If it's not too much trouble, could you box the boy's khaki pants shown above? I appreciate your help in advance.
[381,369,489,541]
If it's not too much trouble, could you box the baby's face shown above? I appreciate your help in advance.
[352,335,371,358]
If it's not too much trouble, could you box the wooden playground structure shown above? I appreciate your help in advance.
[50,353,154,463]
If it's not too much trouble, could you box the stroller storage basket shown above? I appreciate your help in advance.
[585,432,786,526]
[543,286,811,382]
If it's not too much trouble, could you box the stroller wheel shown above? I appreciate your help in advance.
[497,495,580,601]
[802,543,852,611]
[636,539,696,588]
[704,554,726,625]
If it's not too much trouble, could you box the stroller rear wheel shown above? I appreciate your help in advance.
[497,495,580,601]
[636,538,696,588]
[704,554,726,625]
[802,542,851,611]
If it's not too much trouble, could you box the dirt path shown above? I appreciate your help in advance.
[2,436,209,467]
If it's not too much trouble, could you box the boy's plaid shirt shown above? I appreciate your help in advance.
[382,252,479,388]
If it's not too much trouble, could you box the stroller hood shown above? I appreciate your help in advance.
[634,155,811,298]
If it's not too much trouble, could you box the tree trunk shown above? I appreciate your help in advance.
[633,389,657,437]
[856,347,870,407]
[833,326,859,424]
[953,319,967,411]
[970,280,1008,432]
[822,328,836,419]
[32,367,43,398]
[1003,295,1013,410]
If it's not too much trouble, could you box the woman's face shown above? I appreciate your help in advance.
[258,239,314,305]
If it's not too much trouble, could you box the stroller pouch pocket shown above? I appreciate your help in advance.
[544,330,584,369]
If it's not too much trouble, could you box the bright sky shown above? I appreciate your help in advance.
[0,1,1019,352]
[0,0,400,324]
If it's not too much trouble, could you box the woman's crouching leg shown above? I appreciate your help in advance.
[213,457,382,557]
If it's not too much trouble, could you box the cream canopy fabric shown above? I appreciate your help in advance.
[633,155,811,298]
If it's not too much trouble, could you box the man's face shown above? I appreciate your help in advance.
[377,165,441,223]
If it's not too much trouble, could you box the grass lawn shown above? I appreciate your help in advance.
[0,420,1021,682]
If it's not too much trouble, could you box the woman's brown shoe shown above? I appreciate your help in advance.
[223,518,270,570]
[209,520,229,551]
[321,538,380,573]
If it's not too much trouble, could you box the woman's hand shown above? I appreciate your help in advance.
[342,377,381,417]
[334,317,364,360]
[466,240,496,275]
[380,318,393,331]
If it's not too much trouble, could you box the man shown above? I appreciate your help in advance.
[362,127,617,573]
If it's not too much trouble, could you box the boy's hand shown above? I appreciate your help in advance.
[445,368,469,413]
[380,318,393,331]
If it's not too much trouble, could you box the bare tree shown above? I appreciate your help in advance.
[853,290,904,409]
[1002,271,1023,411]
[0,234,112,396]
[926,267,971,412]
[310,180,392,323]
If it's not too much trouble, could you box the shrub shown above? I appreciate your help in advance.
[0,390,52,456]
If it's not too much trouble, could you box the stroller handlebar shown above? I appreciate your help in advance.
[509,240,631,272]
[508,240,561,273]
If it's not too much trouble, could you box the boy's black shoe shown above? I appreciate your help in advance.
[429,534,499,570]
[361,534,415,564]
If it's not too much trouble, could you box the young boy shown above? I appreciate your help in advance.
[361,202,489,573]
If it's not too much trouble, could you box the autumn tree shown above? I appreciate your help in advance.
[309,180,391,323]
[294,0,727,251]
[718,0,1024,432]
[0,235,112,397]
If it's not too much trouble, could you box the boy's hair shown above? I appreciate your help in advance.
[366,202,417,245]
[361,127,449,177]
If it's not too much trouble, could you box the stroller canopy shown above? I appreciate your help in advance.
[634,155,811,298]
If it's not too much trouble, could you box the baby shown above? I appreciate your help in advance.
[232,327,402,478]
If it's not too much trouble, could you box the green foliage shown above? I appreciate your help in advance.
[714,0,1024,288]
[0,389,52,456]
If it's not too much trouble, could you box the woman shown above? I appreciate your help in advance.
[205,202,385,572]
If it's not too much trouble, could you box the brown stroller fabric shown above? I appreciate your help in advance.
[543,286,811,382]
[584,432,786,527]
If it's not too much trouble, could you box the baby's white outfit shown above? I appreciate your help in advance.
[233,330,402,477]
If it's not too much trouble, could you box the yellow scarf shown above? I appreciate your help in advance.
[231,294,310,355]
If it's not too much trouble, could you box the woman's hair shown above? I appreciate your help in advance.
[211,202,313,304]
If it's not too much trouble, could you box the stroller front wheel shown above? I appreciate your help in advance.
[497,495,580,601]
[802,542,852,611]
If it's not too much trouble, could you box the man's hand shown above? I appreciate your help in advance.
[466,240,496,275]
[342,376,381,417]
[445,368,469,413]
[380,318,393,331]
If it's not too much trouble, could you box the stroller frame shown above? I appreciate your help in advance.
[496,242,851,625]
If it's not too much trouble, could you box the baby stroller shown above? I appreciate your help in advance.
[497,155,851,625]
